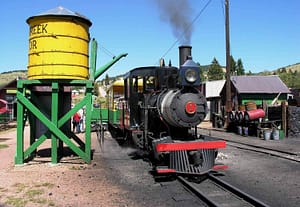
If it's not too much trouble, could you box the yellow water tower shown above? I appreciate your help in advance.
[27,6,92,80]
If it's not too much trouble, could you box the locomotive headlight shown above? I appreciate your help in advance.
[179,58,201,86]
[185,68,197,83]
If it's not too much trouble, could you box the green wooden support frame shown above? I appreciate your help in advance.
[14,38,126,165]
[15,79,93,165]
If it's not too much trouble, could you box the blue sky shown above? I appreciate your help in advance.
[0,0,299,79]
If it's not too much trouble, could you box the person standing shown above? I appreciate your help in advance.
[72,112,81,133]
[78,108,84,132]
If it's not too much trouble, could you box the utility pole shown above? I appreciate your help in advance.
[225,0,232,127]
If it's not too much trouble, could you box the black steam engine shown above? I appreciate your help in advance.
[108,46,226,175]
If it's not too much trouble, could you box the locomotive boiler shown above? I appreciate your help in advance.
[108,46,226,175]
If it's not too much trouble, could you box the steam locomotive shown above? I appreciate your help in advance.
[107,46,226,175]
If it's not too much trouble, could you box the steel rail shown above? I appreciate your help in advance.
[226,141,300,163]
[208,174,270,207]
[177,174,270,207]
[177,175,219,207]
[225,139,298,156]
[197,127,299,162]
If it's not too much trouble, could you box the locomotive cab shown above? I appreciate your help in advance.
[123,66,178,128]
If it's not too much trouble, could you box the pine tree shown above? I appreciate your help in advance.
[236,58,245,75]
[230,55,236,75]
[207,58,224,81]
[247,70,253,75]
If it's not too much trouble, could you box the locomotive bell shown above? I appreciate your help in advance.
[179,57,201,86]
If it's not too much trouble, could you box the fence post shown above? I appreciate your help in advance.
[282,101,287,138]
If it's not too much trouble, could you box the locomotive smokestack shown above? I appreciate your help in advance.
[179,45,192,66]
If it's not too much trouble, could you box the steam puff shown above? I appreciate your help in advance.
[154,0,194,45]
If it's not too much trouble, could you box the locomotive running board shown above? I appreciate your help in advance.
[156,140,226,152]
[156,164,228,174]
[213,165,229,170]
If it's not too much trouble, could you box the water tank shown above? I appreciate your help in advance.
[27,6,92,80]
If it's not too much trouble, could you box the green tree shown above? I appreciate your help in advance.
[277,69,300,88]
[279,67,287,73]
[246,70,253,75]
[230,55,236,75]
[207,58,224,81]
[290,71,297,88]
[236,58,245,75]
[197,62,206,82]
[294,71,300,88]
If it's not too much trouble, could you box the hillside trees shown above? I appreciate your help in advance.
[206,56,245,81]
[230,56,245,75]
[236,58,245,75]
[277,68,300,88]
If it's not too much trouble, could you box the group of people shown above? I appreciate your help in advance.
[72,108,84,133]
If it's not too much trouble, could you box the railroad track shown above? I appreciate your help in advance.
[178,174,270,207]
[225,140,300,163]
[197,127,300,163]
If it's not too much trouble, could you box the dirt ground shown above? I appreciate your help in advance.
[0,123,135,207]
[221,145,300,207]
[0,123,207,207]
[2,121,298,207]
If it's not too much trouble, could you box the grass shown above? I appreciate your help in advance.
[5,196,27,207]
[25,189,44,198]
[34,182,55,188]
[4,182,56,207]
[69,165,86,170]
[26,189,49,205]
[0,144,9,149]
[29,197,48,205]
[12,183,27,193]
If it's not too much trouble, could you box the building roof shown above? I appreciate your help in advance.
[230,75,290,94]
[205,80,226,98]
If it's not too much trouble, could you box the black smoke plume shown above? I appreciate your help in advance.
[154,0,194,44]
